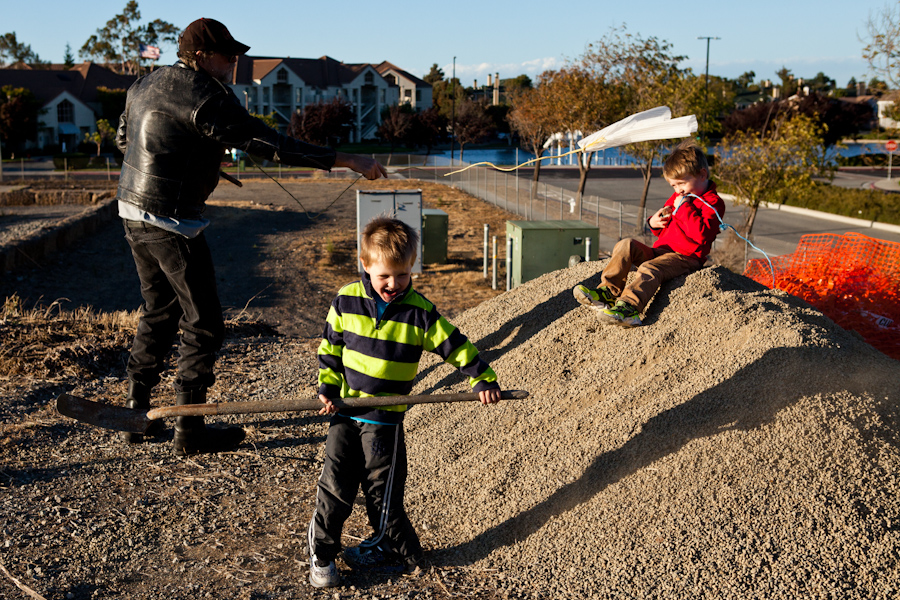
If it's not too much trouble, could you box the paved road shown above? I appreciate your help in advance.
[5,159,900,261]
[513,166,900,258]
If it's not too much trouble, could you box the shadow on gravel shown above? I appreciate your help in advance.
[416,271,606,394]
[0,203,313,315]
[436,344,873,565]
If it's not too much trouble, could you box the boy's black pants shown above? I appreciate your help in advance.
[308,414,423,564]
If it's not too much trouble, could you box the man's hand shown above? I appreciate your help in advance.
[334,152,388,180]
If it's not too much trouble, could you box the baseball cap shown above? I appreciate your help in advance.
[179,18,250,56]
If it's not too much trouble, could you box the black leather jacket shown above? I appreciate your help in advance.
[116,61,337,219]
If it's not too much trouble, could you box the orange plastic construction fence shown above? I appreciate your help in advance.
[743,232,900,360]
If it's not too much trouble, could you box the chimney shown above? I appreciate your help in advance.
[857,81,867,96]
[487,74,492,86]
[493,72,500,106]
[474,79,478,89]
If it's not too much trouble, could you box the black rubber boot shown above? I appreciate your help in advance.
[172,389,245,457]
[120,381,163,444]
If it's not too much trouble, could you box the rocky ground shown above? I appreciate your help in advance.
[1,177,899,599]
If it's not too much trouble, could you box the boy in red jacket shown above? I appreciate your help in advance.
[573,140,725,327]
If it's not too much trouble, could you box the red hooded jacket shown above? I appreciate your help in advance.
[651,181,725,261]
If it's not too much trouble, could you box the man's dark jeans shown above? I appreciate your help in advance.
[123,220,224,392]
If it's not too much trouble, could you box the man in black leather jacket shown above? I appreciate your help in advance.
[116,18,387,456]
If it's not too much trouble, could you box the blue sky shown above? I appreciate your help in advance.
[1,0,892,87]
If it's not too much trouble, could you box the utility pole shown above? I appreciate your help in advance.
[451,56,456,164]
[697,36,720,137]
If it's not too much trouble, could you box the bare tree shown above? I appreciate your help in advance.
[508,84,555,197]
[581,27,713,225]
[454,100,494,161]
[377,105,414,162]
[289,97,355,147]
[539,66,625,218]
[862,3,900,88]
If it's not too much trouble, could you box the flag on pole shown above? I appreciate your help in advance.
[139,44,160,60]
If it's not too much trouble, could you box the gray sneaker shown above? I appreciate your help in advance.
[309,555,340,588]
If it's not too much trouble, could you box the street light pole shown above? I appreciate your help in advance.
[697,36,720,137]
[451,56,456,165]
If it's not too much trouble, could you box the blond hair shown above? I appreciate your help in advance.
[663,139,709,180]
[360,216,418,267]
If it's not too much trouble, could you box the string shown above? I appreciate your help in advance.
[245,153,365,220]
[444,147,590,176]
[679,193,777,290]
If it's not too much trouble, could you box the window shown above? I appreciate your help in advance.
[263,87,270,102]
[385,74,396,85]
[57,100,74,123]
[296,88,303,104]
[404,89,412,98]
[277,68,288,83]
[416,90,421,102]
[365,72,374,84]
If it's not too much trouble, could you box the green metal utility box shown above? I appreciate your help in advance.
[422,209,448,264]
[506,220,599,287]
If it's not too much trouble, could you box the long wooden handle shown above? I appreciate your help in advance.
[145,390,529,420]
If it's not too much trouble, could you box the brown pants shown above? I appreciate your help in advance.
[601,239,702,312]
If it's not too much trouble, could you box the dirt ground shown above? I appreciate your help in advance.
[2,176,898,600]
[0,177,512,336]
[0,176,525,600]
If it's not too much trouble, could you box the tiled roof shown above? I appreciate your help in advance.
[232,55,405,88]
[374,61,429,87]
[0,62,136,106]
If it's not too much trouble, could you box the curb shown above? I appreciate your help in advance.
[718,193,900,234]
[1,197,118,272]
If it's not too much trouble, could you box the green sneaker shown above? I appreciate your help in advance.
[599,301,642,327]
[573,285,616,310]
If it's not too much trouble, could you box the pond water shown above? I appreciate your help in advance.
[434,141,894,168]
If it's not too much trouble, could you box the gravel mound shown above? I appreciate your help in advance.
[404,261,900,599]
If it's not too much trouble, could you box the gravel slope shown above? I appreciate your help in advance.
[403,261,900,599]
[2,258,898,599]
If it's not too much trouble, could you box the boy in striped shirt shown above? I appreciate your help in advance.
[307,216,501,588]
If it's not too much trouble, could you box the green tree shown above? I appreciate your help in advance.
[63,43,76,68]
[501,74,533,96]
[96,86,128,122]
[84,118,116,156]
[734,71,757,92]
[431,77,466,122]
[79,1,179,75]
[715,113,826,236]
[0,32,45,67]
[423,64,444,85]
[776,66,798,98]
[0,86,43,153]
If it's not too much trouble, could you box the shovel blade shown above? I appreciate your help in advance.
[56,394,151,434]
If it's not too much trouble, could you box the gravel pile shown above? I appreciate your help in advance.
[403,261,900,599]
[2,258,898,599]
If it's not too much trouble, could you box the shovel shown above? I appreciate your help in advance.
[56,390,530,434]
